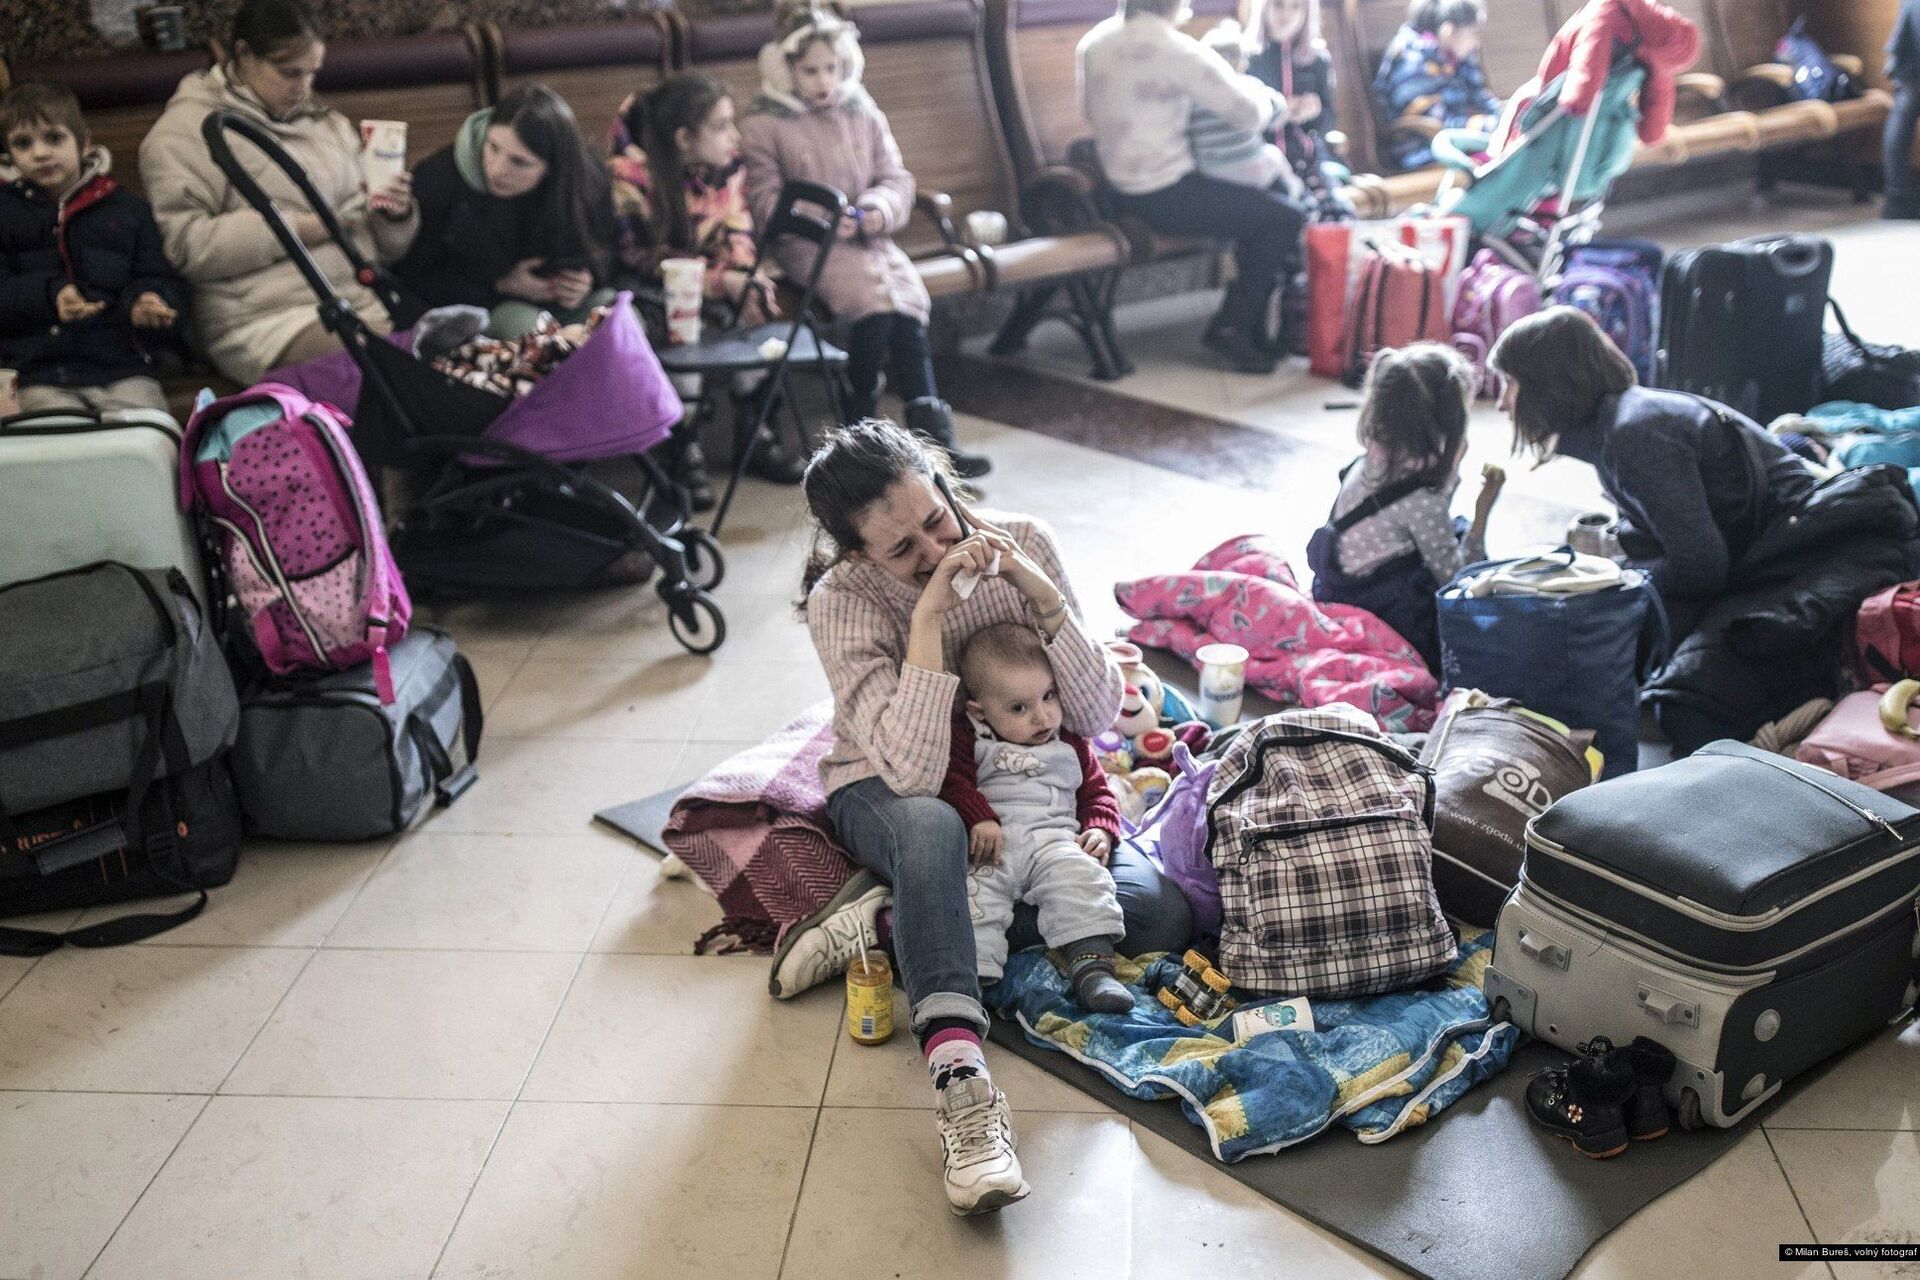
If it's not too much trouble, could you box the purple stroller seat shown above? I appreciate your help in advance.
[267,292,682,465]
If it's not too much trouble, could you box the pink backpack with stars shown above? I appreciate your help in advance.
[180,383,410,701]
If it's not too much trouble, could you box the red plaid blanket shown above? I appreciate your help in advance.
[663,701,858,954]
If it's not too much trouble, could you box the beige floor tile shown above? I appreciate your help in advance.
[1571,1130,1827,1280]
[0,1091,206,1280]
[0,946,308,1093]
[462,637,538,712]
[88,1095,504,1280]
[522,954,839,1105]
[0,907,83,940]
[522,589,714,665]
[223,948,576,1100]
[435,1101,814,1279]
[1127,1124,1400,1279]
[822,993,1113,1114]
[1766,1020,1920,1132]
[415,596,568,644]
[75,839,389,948]
[486,657,715,741]
[705,591,815,666]
[326,831,629,951]
[689,660,833,743]
[424,736,682,835]
[1771,1129,1920,1274]
[588,855,724,953]
[0,954,36,1002]
[726,524,817,598]
[782,1108,1136,1280]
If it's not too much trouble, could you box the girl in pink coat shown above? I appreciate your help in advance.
[740,1,990,478]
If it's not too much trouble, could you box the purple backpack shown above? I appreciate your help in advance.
[1551,238,1663,383]
[1451,249,1542,399]
[181,383,410,702]
[1126,741,1223,939]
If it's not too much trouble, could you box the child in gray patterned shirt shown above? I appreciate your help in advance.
[1306,343,1504,670]
[1189,21,1303,198]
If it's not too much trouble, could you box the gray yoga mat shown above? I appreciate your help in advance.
[593,786,689,857]
[988,1022,1820,1280]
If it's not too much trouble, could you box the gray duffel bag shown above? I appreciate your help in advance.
[231,626,481,840]
[0,562,237,814]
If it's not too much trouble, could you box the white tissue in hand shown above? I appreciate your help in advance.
[758,336,789,361]
[951,550,1002,601]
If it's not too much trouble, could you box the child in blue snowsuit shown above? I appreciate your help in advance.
[1371,0,1502,170]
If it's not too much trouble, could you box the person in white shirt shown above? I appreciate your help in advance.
[1078,0,1308,373]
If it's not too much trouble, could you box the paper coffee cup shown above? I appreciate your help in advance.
[1195,642,1249,729]
[360,119,408,203]
[661,257,706,346]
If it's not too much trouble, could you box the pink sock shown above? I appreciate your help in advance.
[925,1027,990,1093]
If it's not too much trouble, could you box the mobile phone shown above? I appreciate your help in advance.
[934,471,971,536]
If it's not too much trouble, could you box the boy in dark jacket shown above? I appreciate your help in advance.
[1,82,184,414]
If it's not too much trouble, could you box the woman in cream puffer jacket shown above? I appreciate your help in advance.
[140,2,417,385]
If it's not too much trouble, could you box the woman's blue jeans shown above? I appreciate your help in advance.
[828,776,1194,1037]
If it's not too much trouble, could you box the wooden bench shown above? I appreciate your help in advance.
[311,28,494,169]
[678,0,1137,379]
[985,0,1241,265]
[486,16,674,142]
[1,32,494,417]
[1332,0,1893,215]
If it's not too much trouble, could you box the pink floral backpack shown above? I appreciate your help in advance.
[180,383,410,701]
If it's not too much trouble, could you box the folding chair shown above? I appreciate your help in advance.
[655,179,851,535]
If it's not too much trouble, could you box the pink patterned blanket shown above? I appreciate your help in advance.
[663,700,858,954]
[1116,535,1441,733]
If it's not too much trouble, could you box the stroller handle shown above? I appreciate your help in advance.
[199,110,407,325]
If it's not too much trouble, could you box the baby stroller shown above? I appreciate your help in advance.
[1428,45,1647,276]
[199,111,727,655]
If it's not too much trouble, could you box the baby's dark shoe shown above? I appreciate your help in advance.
[1526,1044,1635,1159]
[1617,1036,1678,1141]
[1068,951,1134,1014]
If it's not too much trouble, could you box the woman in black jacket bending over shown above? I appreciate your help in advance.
[393,83,618,337]
[1490,307,1920,752]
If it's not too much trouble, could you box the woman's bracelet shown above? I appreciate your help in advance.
[1030,594,1069,624]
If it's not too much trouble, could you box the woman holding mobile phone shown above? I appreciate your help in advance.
[391,83,619,337]
[778,418,1193,1216]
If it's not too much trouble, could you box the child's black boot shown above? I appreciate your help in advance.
[1526,1041,1635,1159]
[1619,1036,1677,1141]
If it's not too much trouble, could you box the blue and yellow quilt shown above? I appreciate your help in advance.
[986,931,1519,1162]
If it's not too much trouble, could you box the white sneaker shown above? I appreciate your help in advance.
[767,871,889,999]
[935,1077,1030,1215]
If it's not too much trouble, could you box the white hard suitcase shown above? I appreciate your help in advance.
[0,408,209,608]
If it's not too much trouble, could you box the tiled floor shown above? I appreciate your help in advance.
[5,189,1918,1279]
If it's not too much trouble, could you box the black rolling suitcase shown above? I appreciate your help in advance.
[1487,741,1920,1128]
[1658,235,1833,423]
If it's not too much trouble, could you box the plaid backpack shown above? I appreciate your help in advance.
[1207,704,1456,998]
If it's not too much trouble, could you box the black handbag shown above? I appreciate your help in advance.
[1822,300,1920,410]
[0,758,243,956]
